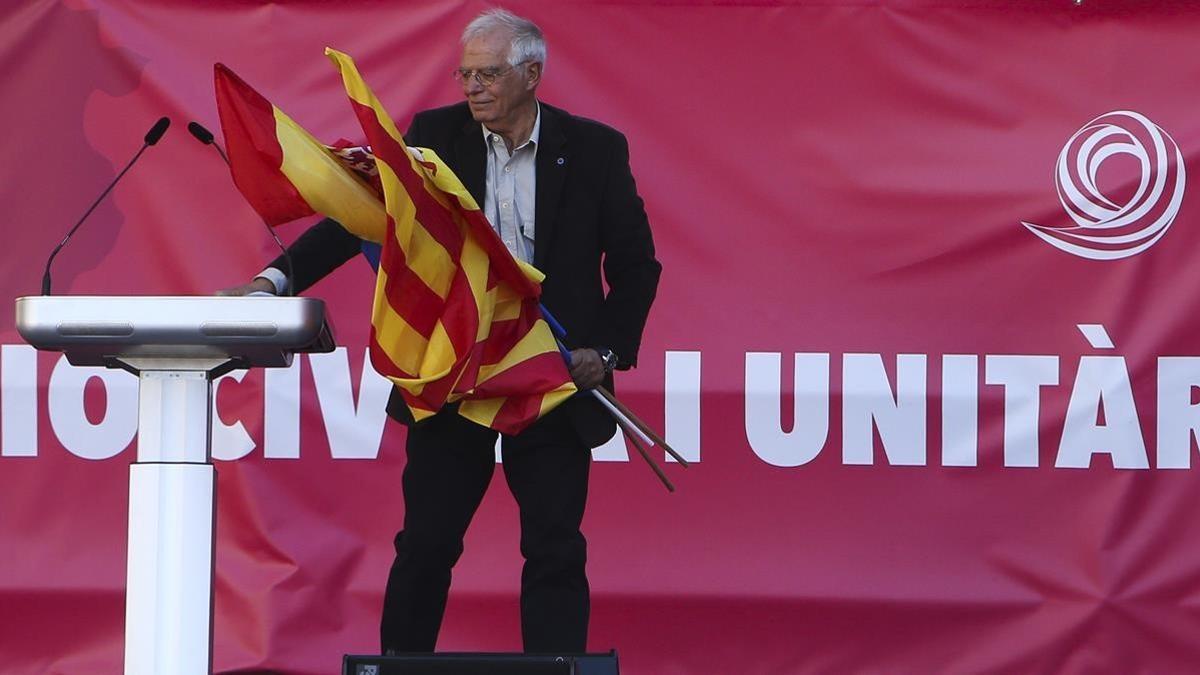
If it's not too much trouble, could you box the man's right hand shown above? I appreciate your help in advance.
[215,278,277,296]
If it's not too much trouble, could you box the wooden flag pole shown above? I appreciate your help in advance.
[617,413,674,492]
[589,389,653,446]
[595,386,690,468]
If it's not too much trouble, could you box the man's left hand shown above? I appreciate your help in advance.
[569,349,606,390]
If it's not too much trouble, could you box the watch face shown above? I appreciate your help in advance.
[601,349,616,371]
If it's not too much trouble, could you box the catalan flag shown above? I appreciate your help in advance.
[214,57,576,434]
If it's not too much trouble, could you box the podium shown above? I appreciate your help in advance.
[15,295,335,675]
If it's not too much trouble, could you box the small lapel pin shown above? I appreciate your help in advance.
[556,157,565,165]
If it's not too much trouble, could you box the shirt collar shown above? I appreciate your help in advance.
[482,101,541,151]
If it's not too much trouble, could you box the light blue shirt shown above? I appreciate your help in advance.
[481,103,540,264]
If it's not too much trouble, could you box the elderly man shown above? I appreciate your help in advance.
[226,9,660,654]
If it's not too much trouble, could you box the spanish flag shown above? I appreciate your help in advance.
[214,57,576,434]
[213,63,386,243]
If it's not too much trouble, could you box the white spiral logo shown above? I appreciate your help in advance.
[1021,110,1186,260]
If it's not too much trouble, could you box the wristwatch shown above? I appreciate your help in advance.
[597,347,618,374]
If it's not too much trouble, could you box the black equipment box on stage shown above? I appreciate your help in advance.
[342,651,619,675]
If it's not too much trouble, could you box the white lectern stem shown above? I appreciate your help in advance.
[125,464,215,674]
[124,368,220,675]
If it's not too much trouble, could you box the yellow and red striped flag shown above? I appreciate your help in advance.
[214,57,576,434]
[323,48,575,433]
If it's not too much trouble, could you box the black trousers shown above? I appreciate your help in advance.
[380,406,591,654]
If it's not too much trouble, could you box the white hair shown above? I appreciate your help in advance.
[462,8,547,69]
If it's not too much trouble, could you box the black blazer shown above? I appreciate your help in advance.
[274,101,661,447]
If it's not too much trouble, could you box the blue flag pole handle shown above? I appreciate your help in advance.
[539,303,574,364]
[539,303,568,339]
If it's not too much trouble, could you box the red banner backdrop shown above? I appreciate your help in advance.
[5,1,1200,673]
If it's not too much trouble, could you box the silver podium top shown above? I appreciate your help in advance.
[15,295,335,370]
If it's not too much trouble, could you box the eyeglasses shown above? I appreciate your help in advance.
[453,61,529,87]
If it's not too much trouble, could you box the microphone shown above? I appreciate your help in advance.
[145,117,171,145]
[185,121,212,144]
[41,116,171,295]
[187,120,293,296]
[187,121,229,165]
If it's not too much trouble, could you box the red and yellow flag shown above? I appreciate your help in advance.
[213,63,386,242]
[214,58,576,434]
